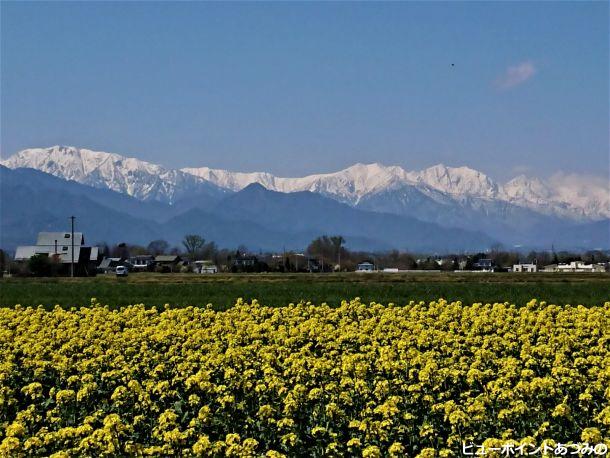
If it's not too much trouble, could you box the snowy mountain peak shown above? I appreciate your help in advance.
[3,145,164,178]
[503,175,553,201]
[314,162,411,198]
[343,162,395,174]
[340,162,410,183]
[408,164,500,198]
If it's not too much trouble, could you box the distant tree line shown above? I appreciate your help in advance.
[2,235,609,277]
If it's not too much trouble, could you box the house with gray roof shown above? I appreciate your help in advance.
[14,231,99,276]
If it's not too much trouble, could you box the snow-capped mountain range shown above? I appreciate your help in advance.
[2,145,609,221]
[1,146,226,204]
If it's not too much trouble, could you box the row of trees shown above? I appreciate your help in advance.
[2,236,609,277]
[90,233,610,272]
[101,235,350,272]
[304,237,610,272]
[295,236,610,272]
[101,236,218,261]
[305,235,345,270]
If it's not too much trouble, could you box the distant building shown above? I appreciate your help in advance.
[513,263,537,273]
[232,255,258,268]
[473,259,494,272]
[98,257,124,274]
[129,255,155,272]
[194,260,218,274]
[231,254,268,273]
[14,231,99,275]
[154,255,182,272]
[544,261,606,273]
[356,261,375,272]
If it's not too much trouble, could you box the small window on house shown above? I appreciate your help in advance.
[62,246,68,251]
[64,234,70,238]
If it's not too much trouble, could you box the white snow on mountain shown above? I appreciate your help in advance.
[1,146,225,204]
[185,162,411,204]
[2,145,608,220]
[186,161,609,219]
[185,163,506,203]
[406,164,501,199]
[546,173,610,219]
[503,175,554,203]
[180,167,280,194]
[501,173,610,219]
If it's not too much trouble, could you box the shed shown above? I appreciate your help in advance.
[154,255,182,272]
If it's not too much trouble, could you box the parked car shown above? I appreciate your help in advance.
[115,265,128,277]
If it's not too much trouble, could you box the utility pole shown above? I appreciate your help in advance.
[70,216,75,277]
[338,247,341,272]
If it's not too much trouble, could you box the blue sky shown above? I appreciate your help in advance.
[1,1,608,180]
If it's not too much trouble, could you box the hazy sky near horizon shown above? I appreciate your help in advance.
[1,1,608,180]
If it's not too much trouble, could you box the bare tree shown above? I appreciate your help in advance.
[306,235,345,271]
[182,235,205,261]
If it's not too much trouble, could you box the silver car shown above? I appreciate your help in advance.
[115,265,128,277]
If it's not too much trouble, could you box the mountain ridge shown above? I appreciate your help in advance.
[0,166,498,253]
[2,146,609,223]
[1,146,228,205]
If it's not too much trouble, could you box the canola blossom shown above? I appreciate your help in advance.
[1,298,609,457]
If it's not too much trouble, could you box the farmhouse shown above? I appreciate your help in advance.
[513,263,537,273]
[544,261,606,273]
[154,255,182,272]
[14,231,99,275]
[473,259,494,272]
[130,255,155,272]
[194,260,218,274]
[98,257,124,274]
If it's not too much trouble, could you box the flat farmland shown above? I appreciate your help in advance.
[1,272,609,309]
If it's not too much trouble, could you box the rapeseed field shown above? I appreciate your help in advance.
[1,299,609,456]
